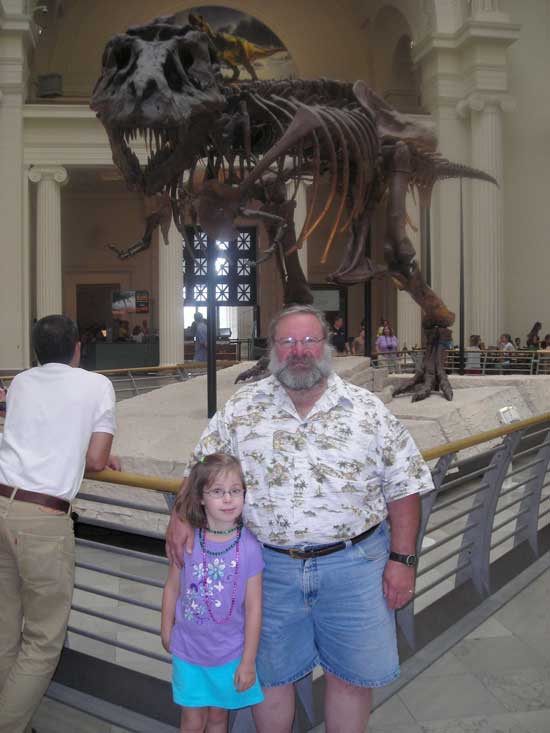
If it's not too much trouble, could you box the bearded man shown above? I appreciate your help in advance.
[166,304,433,733]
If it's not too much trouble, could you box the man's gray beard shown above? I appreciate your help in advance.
[269,344,333,391]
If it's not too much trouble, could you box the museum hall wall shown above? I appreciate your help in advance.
[60,185,156,333]
[501,0,550,342]
[4,1,548,368]
[32,0,374,96]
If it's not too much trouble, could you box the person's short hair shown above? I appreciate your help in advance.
[32,315,79,365]
[175,453,245,528]
[268,304,330,346]
[194,312,204,322]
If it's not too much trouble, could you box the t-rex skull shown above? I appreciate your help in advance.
[91,16,226,196]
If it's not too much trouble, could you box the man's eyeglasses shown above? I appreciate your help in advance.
[273,336,325,349]
[204,488,245,499]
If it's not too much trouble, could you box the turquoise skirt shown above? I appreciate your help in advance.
[172,655,264,709]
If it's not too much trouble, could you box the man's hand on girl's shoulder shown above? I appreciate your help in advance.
[166,511,195,567]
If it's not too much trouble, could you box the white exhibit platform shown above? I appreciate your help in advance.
[74,361,550,532]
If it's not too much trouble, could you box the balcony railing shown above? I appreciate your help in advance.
[34,411,550,731]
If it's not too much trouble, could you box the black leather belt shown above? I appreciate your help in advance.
[264,523,381,560]
[0,483,70,513]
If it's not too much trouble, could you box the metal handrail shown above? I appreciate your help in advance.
[0,360,240,386]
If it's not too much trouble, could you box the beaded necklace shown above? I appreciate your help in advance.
[199,527,241,624]
[206,524,240,536]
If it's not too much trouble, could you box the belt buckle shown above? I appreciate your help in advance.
[288,548,304,560]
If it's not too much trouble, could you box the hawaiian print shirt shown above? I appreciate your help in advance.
[186,373,434,546]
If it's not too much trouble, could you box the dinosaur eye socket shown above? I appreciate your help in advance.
[114,44,132,70]
[163,54,183,93]
[178,44,195,75]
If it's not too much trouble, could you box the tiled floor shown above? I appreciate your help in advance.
[32,557,550,731]
[312,567,550,733]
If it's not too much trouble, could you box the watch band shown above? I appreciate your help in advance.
[389,551,417,567]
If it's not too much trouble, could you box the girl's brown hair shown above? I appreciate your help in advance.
[175,453,246,528]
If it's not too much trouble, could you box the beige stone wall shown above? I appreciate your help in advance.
[60,189,156,329]
[501,0,550,341]
[33,0,373,97]
[2,0,547,368]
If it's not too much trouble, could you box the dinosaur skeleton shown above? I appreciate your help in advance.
[91,15,497,401]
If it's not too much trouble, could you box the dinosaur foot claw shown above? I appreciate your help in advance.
[392,340,453,403]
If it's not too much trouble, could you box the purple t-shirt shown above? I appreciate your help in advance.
[170,527,264,666]
[376,334,398,353]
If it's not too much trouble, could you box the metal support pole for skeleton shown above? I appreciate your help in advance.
[207,237,217,418]
[459,179,465,375]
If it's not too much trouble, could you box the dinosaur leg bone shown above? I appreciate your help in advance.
[327,206,387,285]
[385,142,455,401]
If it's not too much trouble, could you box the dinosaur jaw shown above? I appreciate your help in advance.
[109,124,199,196]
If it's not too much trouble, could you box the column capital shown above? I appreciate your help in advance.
[456,92,515,118]
[28,165,68,186]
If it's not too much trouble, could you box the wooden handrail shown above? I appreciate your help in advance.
[422,411,550,461]
[85,469,182,494]
[0,360,241,382]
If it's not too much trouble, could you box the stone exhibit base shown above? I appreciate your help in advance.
[75,360,550,532]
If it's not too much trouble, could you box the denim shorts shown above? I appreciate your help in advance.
[256,522,399,689]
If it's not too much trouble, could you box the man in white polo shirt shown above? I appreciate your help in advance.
[0,315,119,733]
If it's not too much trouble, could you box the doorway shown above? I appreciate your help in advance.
[76,282,119,335]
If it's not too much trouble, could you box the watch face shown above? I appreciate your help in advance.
[406,555,417,566]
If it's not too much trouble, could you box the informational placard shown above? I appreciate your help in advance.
[112,290,149,316]
[311,288,341,312]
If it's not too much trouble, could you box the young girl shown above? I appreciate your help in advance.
[161,453,264,733]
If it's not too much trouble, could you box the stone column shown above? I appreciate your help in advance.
[457,94,513,345]
[158,220,184,365]
[413,4,518,347]
[397,191,422,350]
[414,46,470,333]
[28,166,68,318]
[0,2,36,368]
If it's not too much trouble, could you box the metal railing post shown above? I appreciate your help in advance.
[396,453,455,651]
[515,427,550,555]
[164,490,177,513]
[455,431,522,597]
[127,370,139,396]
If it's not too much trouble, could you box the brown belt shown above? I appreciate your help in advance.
[264,523,381,560]
[0,483,70,513]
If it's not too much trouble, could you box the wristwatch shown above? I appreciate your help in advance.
[389,551,417,567]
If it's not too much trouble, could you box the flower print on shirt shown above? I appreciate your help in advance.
[183,582,207,622]
[192,561,206,579]
[182,554,235,622]
[206,557,225,581]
